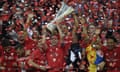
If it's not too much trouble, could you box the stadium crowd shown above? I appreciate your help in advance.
[0,0,120,72]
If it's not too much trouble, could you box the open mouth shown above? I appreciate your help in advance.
[19,38,24,42]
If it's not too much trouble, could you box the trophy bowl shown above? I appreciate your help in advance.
[46,23,57,34]
[46,1,74,34]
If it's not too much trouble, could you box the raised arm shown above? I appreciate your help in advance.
[72,12,79,43]
[24,12,34,30]
[80,16,89,40]
[41,25,47,44]
[40,25,48,51]
[56,23,63,43]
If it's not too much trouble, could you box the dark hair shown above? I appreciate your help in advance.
[106,28,114,38]
[15,43,24,50]
[2,39,11,47]
[87,24,96,30]
[99,27,107,38]
[107,36,117,43]
[71,43,80,50]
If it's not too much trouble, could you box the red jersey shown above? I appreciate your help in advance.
[102,46,120,72]
[46,42,65,72]
[3,47,18,72]
[24,38,37,56]
[17,57,28,72]
[0,46,4,63]
[25,48,47,72]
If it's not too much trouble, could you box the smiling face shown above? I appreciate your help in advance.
[88,25,96,34]
[100,31,107,39]
[50,35,59,46]
[107,38,116,50]
[17,31,25,44]
[87,25,96,39]
[18,35,25,44]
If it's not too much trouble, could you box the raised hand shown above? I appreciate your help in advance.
[80,17,86,25]
[28,12,34,18]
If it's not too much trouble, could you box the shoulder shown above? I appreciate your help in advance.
[115,47,120,52]
[32,49,40,54]
[101,46,107,52]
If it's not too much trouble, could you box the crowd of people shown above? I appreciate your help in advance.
[0,0,120,72]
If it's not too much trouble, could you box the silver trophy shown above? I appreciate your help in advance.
[46,1,74,34]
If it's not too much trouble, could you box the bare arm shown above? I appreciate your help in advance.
[41,25,47,44]
[23,12,34,37]
[41,25,48,50]
[28,59,46,71]
[24,12,34,30]
[56,23,63,43]
[72,12,79,43]
[80,17,89,40]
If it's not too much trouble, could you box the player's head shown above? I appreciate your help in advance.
[107,37,117,50]
[50,35,59,46]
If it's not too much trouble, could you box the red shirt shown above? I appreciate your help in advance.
[30,48,46,66]
[102,46,120,71]
[46,42,65,72]
[28,48,46,72]
[17,57,28,72]
[3,47,18,72]
[24,38,37,55]
[0,46,4,63]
